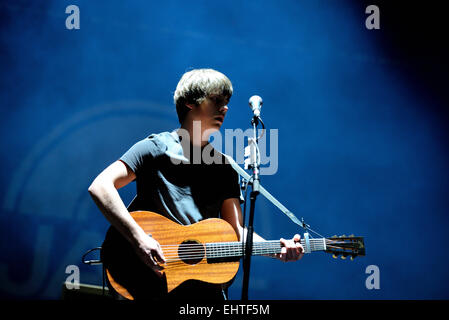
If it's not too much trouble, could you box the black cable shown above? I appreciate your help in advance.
[256,116,265,142]
[102,263,106,297]
[82,246,107,297]
[82,247,102,265]
[241,175,252,258]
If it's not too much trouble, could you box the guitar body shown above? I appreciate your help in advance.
[101,211,240,300]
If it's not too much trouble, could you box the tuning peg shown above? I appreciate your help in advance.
[332,254,339,259]
[340,235,346,238]
[332,235,338,239]
[350,256,356,261]
[349,234,354,238]
[341,255,347,260]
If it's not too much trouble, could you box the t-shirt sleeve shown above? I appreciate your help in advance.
[119,138,159,176]
[220,164,245,204]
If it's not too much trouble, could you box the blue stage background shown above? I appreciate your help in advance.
[1,0,448,299]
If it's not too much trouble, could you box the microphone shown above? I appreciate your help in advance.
[248,95,263,118]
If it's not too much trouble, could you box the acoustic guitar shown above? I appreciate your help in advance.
[101,210,365,300]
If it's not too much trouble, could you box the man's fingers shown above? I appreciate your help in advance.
[278,235,306,262]
[280,247,287,262]
[145,253,165,278]
[157,243,166,259]
[154,248,166,264]
[151,249,166,267]
[294,234,301,242]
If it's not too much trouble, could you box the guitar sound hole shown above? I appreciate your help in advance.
[178,240,205,265]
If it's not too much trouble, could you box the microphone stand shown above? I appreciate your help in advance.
[241,115,261,301]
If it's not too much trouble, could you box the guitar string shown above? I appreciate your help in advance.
[161,244,286,262]
[159,248,349,259]
[156,242,355,263]
[162,247,285,260]
[161,247,320,258]
[160,246,351,264]
[158,242,329,262]
[140,239,353,263]
[156,238,347,249]
[157,239,332,246]
[162,251,303,263]
[157,239,326,250]
[157,240,346,254]
[157,242,328,257]
[156,240,328,255]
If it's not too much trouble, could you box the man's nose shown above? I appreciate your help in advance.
[219,105,228,114]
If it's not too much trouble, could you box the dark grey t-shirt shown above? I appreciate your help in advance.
[120,131,242,225]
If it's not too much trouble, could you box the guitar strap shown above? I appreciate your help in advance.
[223,154,322,237]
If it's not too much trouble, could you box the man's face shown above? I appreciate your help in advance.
[188,95,229,132]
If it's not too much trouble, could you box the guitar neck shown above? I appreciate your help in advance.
[206,238,326,259]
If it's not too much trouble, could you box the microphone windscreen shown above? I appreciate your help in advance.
[248,95,263,111]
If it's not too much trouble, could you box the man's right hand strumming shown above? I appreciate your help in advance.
[88,160,166,277]
[132,230,166,277]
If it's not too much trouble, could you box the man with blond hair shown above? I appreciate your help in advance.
[88,68,303,300]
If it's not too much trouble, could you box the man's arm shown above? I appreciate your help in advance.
[88,160,165,275]
[221,198,304,262]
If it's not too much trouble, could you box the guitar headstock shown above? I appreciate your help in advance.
[325,235,365,260]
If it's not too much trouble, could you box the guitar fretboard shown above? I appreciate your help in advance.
[205,239,327,259]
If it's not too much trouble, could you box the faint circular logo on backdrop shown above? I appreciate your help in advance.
[0,101,177,298]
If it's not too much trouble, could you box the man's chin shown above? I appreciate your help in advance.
[209,123,222,131]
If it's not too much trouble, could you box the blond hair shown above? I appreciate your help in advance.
[173,68,233,124]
